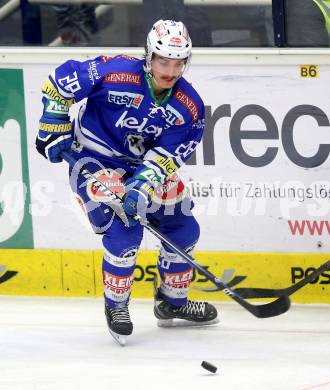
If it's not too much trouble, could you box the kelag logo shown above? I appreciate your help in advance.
[0,69,33,248]
[188,104,330,168]
[0,265,18,284]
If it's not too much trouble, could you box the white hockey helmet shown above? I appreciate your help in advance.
[145,19,192,74]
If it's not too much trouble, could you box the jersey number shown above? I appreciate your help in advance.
[58,71,82,94]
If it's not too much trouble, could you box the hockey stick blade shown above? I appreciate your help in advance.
[233,260,330,299]
[62,151,290,319]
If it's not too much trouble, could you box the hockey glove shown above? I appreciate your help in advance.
[123,178,154,227]
[36,114,73,163]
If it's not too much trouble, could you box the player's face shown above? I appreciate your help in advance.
[151,55,186,89]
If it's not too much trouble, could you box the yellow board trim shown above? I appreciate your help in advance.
[0,249,329,303]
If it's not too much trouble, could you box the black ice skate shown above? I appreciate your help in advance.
[154,298,219,327]
[105,304,133,346]
[153,277,219,327]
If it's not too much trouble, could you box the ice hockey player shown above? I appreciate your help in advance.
[36,19,218,346]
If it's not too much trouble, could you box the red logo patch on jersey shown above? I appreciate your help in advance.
[153,173,187,206]
[174,89,199,122]
[104,72,141,85]
[86,169,125,202]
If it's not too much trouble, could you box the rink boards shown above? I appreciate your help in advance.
[0,249,329,303]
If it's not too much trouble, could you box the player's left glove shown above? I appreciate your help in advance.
[123,178,154,227]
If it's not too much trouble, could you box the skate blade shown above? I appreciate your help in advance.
[108,328,127,346]
[157,318,219,328]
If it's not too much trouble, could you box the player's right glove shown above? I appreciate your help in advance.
[123,178,154,227]
[36,113,73,163]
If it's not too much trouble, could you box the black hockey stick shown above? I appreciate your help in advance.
[61,151,290,319]
[232,260,330,298]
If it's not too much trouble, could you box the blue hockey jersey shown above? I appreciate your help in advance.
[42,55,205,184]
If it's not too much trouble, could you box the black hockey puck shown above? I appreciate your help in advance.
[201,361,217,373]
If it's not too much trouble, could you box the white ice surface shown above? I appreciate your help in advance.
[1,296,330,390]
